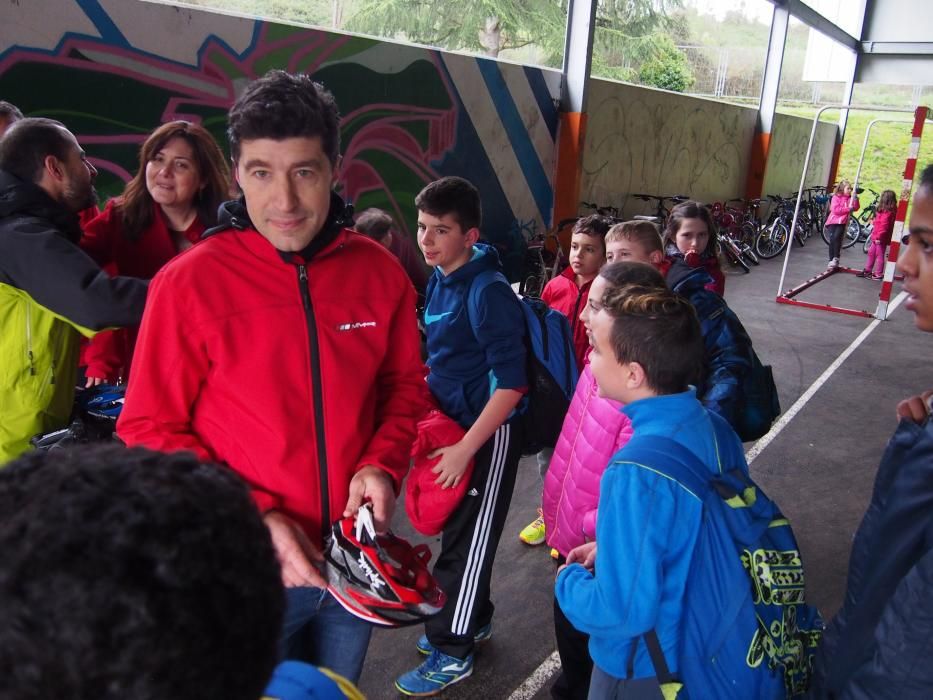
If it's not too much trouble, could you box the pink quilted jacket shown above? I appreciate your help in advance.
[825,193,860,226]
[542,363,634,558]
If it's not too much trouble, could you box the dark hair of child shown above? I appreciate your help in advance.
[414,176,482,232]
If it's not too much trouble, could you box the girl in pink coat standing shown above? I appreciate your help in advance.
[857,189,897,280]
[542,261,667,700]
[825,180,861,270]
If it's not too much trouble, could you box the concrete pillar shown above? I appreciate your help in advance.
[553,0,597,234]
[745,2,789,199]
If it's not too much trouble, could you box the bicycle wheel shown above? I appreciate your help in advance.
[722,238,750,273]
[862,223,873,254]
[740,222,759,248]
[842,215,861,248]
[756,222,788,259]
[740,242,760,266]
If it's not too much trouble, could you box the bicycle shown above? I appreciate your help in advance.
[519,218,573,298]
[755,195,808,259]
[709,202,758,269]
[630,193,690,231]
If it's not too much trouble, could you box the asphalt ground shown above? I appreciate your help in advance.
[357,236,930,699]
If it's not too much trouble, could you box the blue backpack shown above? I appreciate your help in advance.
[621,436,823,699]
[468,270,577,455]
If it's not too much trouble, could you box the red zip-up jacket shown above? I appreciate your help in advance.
[542,266,591,372]
[80,199,206,381]
[117,221,425,545]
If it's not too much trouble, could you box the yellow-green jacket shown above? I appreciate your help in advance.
[0,170,147,464]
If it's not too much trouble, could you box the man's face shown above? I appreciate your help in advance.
[899,186,933,331]
[235,136,337,252]
[58,128,98,213]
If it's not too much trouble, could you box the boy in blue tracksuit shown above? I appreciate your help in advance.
[395,177,527,696]
[555,283,746,697]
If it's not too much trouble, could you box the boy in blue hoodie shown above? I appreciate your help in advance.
[395,177,527,696]
[555,284,746,697]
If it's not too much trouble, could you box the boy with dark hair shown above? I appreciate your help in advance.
[395,175,527,695]
[118,70,425,682]
[0,100,23,136]
[0,444,284,700]
[555,285,747,696]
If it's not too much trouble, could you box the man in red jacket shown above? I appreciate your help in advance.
[117,70,425,683]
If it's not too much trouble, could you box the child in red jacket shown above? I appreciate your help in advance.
[857,189,897,280]
[541,215,611,372]
[659,201,725,296]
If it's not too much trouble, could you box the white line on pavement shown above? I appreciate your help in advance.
[507,651,562,700]
[746,290,908,464]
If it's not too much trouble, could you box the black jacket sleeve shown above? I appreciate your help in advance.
[0,221,147,331]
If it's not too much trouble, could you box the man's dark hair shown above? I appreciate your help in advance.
[227,69,340,164]
[921,163,933,190]
[0,445,284,700]
[415,176,482,232]
[600,286,703,395]
[0,100,24,122]
[354,207,395,240]
[0,117,71,184]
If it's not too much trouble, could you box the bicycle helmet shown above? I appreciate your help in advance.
[324,506,446,627]
[77,383,125,422]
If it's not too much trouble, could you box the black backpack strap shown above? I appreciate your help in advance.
[644,629,676,685]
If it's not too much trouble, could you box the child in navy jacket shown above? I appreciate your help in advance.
[395,177,527,696]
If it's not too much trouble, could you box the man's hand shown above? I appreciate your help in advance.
[430,440,475,489]
[563,541,597,573]
[897,390,933,424]
[343,465,396,533]
[264,510,327,588]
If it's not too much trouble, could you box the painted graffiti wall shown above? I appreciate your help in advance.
[0,0,560,280]
[580,78,758,217]
[761,113,836,197]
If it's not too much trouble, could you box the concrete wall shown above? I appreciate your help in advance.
[762,112,837,198]
[580,79,758,217]
[0,0,560,280]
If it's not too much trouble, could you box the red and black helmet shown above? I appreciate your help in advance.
[324,506,446,627]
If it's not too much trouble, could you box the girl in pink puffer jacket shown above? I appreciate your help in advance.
[541,261,667,700]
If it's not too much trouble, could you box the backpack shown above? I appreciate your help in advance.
[467,269,577,455]
[621,435,823,699]
[736,353,780,442]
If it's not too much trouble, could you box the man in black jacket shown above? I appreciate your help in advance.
[0,118,148,463]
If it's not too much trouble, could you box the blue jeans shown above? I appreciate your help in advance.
[280,586,372,683]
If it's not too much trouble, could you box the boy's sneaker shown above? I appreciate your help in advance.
[519,509,546,546]
[827,258,839,271]
[395,649,473,696]
[550,547,560,560]
[416,622,492,655]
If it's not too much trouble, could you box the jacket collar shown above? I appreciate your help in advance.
[0,169,83,243]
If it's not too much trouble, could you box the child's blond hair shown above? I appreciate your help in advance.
[606,220,664,254]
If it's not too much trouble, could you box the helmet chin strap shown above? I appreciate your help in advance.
[354,503,376,543]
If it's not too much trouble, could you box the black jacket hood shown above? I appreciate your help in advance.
[0,169,83,243]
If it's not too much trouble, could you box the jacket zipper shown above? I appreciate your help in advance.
[570,285,585,343]
[25,304,36,375]
[297,264,331,539]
